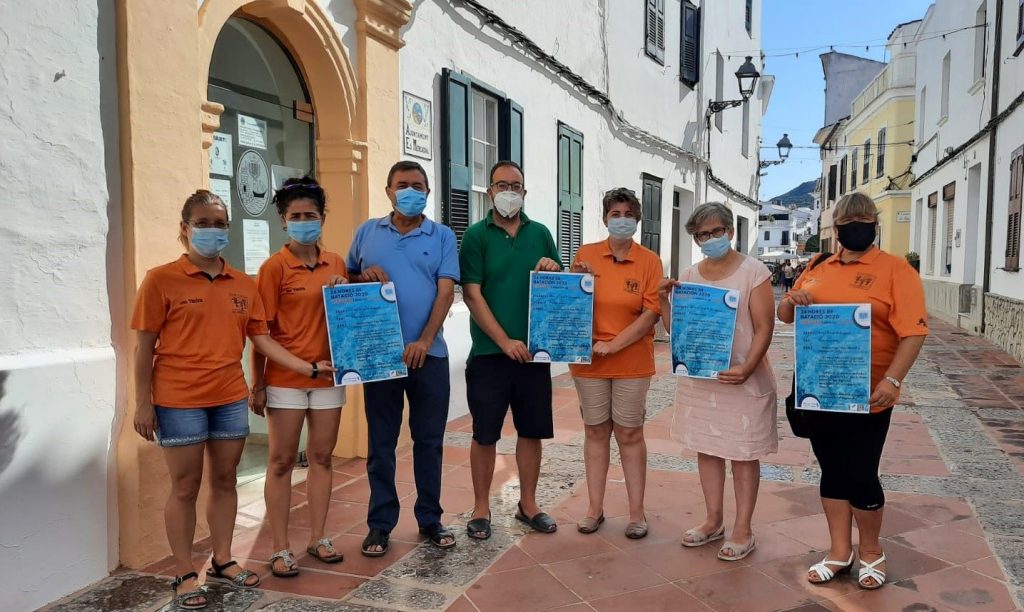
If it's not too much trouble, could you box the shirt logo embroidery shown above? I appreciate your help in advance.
[624,279,640,294]
[230,294,249,315]
[178,298,204,306]
[917,318,929,328]
[851,274,876,290]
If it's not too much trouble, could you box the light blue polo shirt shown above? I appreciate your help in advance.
[346,214,460,358]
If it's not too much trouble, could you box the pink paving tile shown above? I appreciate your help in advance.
[964,556,1009,582]
[442,445,473,466]
[676,566,815,612]
[624,536,747,582]
[331,477,414,503]
[317,533,416,577]
[545,550,668,601]
[446,595,478,612]
[950,516,987,537]
[879,457,950,477]
[332,458,368,478]
[485,544,537,573]
[831,584,945,611]
[752,549,863,603]
[887,494,974,524]
[875,505,932,538]
[892,566,1017,612]
[517,524,619,564]
[438,485,478,516]
[589,583,707,611]
[259,567,365,598]
[289,499,367,533]
[891,525,993,565]
[771,514,838,551]
[467,565,581,611]
[232,525,311,561]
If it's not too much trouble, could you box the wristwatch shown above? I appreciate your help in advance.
[310,362,319,379]
[884,375,901,388]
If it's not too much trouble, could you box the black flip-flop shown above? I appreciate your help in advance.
[466,513,492,540]
[361,528,390,558]
[419,524,457,549]
[515,502,557,534]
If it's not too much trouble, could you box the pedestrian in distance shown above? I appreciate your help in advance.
[659,202,777,562]
[569,188,662,540]
[131,190,335,610]
[779,192,927,590]
[460,160,563,540]
[250,176,348,578]
[347,160,460,557]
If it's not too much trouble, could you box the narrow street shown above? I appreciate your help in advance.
[46,315,1024,612]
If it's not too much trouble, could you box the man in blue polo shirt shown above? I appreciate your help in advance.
[346,160,459,557]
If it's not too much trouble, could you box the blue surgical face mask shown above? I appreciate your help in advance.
[607,217,638,239]
[190,227,229,258]
[395,187,428,217]
[287,220,322,245]
[700,234,731,260]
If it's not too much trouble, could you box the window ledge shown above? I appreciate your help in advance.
[937,115,949,127]
[968,78,985,95]
[1002,267,1021,273]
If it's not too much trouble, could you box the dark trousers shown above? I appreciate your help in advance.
[808,408,893,511]
[364,356,450,532]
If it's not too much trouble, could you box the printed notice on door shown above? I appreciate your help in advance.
[242,218,270,275]
[209,178,233,221]
[209,132,233,176]
[238,114,267,149]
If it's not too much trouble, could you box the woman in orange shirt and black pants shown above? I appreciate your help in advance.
[570,188,662,539]
[250,177,348,577]
[778,193,928,591]
[131,190,334,610]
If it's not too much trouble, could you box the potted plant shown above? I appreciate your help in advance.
[905,252,920,272]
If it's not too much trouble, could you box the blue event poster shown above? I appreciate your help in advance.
[527,271,595,364]
[795,304,872,413]
[322,282,408,386]
[671,282,739,379]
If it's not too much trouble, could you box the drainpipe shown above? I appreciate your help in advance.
[980,0,1003,335]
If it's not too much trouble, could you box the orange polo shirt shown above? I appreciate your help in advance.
[131,255,269,408]
[793,247,928,412]
[256,246,347,389]
[569,240,663,379]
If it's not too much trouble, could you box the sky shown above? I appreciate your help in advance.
[758,0,934,200]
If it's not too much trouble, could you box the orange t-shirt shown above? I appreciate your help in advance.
[256,246,347,388]
[569,240,663,379]
[793,247,928,412]
[131,255,269,408]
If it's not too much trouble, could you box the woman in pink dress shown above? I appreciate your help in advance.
[659,202,777,562]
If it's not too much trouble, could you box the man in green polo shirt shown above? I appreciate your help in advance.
[460,160,562,540]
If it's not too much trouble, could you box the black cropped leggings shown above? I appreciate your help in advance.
[808,408,893,511]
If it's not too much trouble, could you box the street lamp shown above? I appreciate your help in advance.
[707,56,761,115]
[760,134,794,169]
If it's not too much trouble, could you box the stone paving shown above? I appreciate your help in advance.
[43,319,1024,611]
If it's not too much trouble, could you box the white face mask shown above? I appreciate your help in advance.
[492,191,524,218]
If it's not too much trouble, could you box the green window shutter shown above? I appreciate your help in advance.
[641,174,663,255]
[441,68,473,245]
[500,99,525,167]
[557,123,584,266]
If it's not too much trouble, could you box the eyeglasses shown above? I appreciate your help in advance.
[491,181,524,193]
[692,226,728,243]
[190,221,230,230]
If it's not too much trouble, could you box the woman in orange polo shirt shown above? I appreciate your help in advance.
[131,190,334,610]
[569,188,662,540]
[250,177,348,577]
[778,192,928,590]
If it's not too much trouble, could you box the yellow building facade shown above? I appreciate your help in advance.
[114,0,412,568]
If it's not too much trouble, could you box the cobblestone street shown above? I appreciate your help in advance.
[46,318,1024,611]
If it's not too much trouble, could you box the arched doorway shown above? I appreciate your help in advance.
[207,17,316,486]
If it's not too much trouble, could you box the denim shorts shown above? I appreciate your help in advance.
[154,398,250,447]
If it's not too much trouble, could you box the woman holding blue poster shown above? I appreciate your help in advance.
[659,202,777,562]
[250,177,349,577]
[569,188,662,539]
[778,192,928,590]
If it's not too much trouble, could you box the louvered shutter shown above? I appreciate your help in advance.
[441,68,473,246]
[927,192,938,275]
[1007,147,1023,270]
[876,128,886,177]
[645,0,665,63]
[680,2,700,86]
[641,174,663,254]
[557,123,583,266]
[943,182,955,274]
[500,99,524,168]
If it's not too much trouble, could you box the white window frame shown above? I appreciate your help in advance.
[470,89,499,224]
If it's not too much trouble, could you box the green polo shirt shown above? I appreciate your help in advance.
[459,211,562,357]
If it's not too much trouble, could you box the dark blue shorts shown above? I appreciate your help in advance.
[154,398,250,447]
[466,354,553,445]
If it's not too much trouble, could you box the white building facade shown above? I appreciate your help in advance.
[399,0,770,417]
[756,202,818,256]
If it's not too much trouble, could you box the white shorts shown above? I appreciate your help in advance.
[266,386,346,410]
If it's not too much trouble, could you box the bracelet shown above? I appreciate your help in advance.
[310,362,318,379]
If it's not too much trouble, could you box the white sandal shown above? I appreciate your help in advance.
[681,524,725,547]
[858,553,887,590]
[807,551,854,584]
[718,536,756,561]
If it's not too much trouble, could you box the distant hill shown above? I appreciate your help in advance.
[767,180,816,208]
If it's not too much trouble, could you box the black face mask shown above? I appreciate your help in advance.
[837,221,877,252]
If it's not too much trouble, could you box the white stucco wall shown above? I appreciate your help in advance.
[399,0,764,417]
[820,52,886,128]
[0,1,121,609]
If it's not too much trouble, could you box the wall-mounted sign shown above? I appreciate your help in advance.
[209,177,233,221]
[210,132,233,176]
[238,114,268,150]
[403,92,432,160]
[897,211,911,223]
[237,150,270,216]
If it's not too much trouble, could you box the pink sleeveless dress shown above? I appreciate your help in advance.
[672,255,778,461]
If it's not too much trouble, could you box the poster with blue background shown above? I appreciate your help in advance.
[528,272,594,364]
[322,282,408,386]
[795,304,872,413]
[671,282,739,379]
